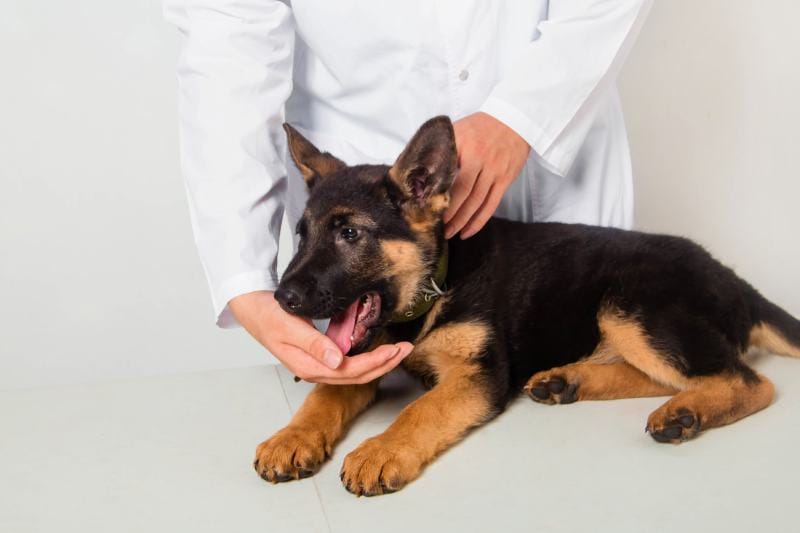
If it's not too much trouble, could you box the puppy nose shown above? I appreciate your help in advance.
[275,287,303,312]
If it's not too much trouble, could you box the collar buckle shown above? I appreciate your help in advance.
[389,243,449,324]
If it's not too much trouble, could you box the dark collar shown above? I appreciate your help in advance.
[389,243,449,323]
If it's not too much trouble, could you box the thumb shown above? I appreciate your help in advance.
[298,329,344,370]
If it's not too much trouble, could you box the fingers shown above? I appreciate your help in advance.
[445,171,492,239]
[444,159,480,227]
[236,291,411,384]
[295,326,344,370]
[330,347,410,385]
[280,342,414,384]
[270,344,330,381]
[327,342,414,384]
[460,182,505,239]
[447,112,531,240]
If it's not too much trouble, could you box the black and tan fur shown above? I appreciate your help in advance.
[253,116,800,495]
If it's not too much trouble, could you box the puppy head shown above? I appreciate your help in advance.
[276,117,457,354]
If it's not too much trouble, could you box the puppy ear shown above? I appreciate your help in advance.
[388,116,458,209]
[284,123,346,188]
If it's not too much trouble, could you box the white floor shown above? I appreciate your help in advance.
[2,354,798,533]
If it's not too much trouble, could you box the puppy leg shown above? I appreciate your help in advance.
[340,366,493,496]
[598,309,775,443]
[646,370,774,443]
[254,381,378,482]
[525,361,678,405]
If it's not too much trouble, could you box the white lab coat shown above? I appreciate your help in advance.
[164,0,652,327]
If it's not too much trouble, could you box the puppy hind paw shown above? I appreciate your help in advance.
[524,372,579,405]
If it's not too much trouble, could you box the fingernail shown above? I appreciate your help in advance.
[323,349,342,369]
[397,344,413,357]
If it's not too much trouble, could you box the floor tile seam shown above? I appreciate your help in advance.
[275,367,333,533]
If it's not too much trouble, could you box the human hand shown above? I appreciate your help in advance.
[229,291,413,384]
[445,112,531,239]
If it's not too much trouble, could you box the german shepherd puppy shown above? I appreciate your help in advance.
[254,116,800,496]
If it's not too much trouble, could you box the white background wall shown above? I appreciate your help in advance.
[1,1,798,389]
[0,0,266,389]
[619,0,800,322]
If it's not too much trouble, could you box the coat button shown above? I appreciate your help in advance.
[458,69,469,81]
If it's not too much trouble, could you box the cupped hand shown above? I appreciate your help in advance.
[229,291,413,384]
[445,112,531,239]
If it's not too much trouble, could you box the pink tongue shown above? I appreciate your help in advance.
[324,298,360,355]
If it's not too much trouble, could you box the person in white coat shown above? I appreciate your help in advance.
[164,0,653,384]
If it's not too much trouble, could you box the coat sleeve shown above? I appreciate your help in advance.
[163,0,294,327]
[479,0,653,177]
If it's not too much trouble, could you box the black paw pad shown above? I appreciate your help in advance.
[660,425,683,440]
[546,377,566,393]
[527,376,579,404]
[531,385,550,400]
[273,472,293,483]
[648,409,699,443]
[558,382,579,404]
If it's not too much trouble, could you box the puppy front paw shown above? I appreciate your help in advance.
[254,426,330,483]
[340,437,422,496]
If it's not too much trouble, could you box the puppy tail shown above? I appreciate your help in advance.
[750,293,800,358]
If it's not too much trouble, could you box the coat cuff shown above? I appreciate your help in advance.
[479,96,573,177]
[213,270,280,329]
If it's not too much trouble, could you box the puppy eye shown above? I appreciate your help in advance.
[340,227,359,241]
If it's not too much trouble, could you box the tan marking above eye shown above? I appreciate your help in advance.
[327,207,377,230]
